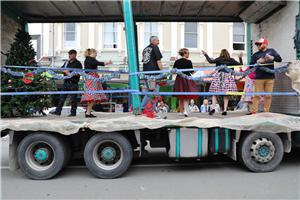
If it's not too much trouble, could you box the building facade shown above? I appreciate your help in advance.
[29,22,248,69]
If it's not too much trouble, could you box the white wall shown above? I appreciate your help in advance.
[251,1,298,63]
[28,23,42,35]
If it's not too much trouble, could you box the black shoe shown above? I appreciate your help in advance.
[222,111,227,116]
[49,110,61,116]
[68,113,76,117]
[246,112,253,115]
[209,109,215,115]
[85,113,97,118]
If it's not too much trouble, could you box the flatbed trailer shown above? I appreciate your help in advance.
[1,112,299,179]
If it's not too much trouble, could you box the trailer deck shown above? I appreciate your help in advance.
[1,112,299,134]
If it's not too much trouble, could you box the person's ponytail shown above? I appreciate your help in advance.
[84,49,90,58]
[84,48,97,58]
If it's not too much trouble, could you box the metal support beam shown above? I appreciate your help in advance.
[197,1,209,17]
[139,1,143,17]
[50,1,66,18]
[72,1,85,17]
[247,23,251,64]
[117,1,123,16]
[178,1,187,17]
[216,1,230,17]
[123,0,141,114]
[27,1,48,18]
[24,19,28,33]
[297,1,300,60]
[94,1,104,17]
[159,1,165,17]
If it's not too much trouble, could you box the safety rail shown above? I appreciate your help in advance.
[1,62,298,98]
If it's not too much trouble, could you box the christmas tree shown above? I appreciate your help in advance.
[1,29,52,117]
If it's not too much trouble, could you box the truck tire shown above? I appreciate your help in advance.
[17,132,67,180]
[84,132,133,179]
[59,135,73,168]
[237,132,284,172]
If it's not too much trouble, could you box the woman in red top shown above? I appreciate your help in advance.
[81,48,113,117]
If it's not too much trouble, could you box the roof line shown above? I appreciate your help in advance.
[197,0,209,17]
[72,1,85,17]
[50,1,66,18]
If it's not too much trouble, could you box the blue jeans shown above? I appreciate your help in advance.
[141,84,160,111]
[56,82,78,114]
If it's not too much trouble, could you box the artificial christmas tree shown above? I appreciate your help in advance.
[1,29,52,117]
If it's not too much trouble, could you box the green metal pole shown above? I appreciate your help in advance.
[297,1,300,60]
[246,23,251,64]
[24,19,29,33]
[122,0,141,114]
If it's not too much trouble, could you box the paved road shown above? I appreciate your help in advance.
[1,135,299,199]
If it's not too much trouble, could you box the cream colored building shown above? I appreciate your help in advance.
[29,22,248,71]
[28,22,248,108]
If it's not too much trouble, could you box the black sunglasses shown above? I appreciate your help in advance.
[256,43,263,46]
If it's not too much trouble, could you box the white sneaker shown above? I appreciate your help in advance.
[183,112,189,117]
[179,113,184,116]
[155,115,161,119]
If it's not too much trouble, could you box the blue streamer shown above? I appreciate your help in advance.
[1,63,290,84]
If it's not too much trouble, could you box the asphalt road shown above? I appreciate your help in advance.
[1,135,299,200]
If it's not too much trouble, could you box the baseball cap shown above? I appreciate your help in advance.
[255,38,268,45]
[68,49,77,54]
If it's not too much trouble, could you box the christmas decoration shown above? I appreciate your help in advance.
[51,80,58,91]
[1,29,52,117]
[141,96,162,118]
[23,71,34,84]
[156,78,168,87]
[8,80,12,83]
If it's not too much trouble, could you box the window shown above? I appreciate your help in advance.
[104,23,118,48]
[144,22,158,46]
[64,23,77,47]
[233,23,245,50]
[184,22,197,48]
[30,35,41,61]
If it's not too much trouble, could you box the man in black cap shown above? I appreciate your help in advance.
[50,49,83,117]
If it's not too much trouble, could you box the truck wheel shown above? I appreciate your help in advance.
[59,135,73,168]
[238,132,284,172]
[84,132,133,179]
[17,132,67,180]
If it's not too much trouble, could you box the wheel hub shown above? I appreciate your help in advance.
[250,138,275,163]
[34,148,49,163]
[101,147,116,161]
